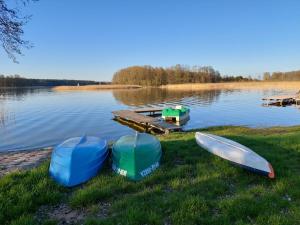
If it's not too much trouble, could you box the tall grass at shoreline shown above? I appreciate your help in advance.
[161,81,300,91]
[52,81,300,92]
[52,84,142,91]
[1,126,300,224]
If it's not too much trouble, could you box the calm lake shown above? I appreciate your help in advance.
[0,87,299,152]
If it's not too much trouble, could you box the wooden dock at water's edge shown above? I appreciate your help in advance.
[262,95,300,106]
[112,108,182,134]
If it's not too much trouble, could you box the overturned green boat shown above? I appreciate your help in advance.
[112,133,162,181]
[162,105,190,122]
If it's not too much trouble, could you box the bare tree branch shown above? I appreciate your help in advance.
[0,0,36,63]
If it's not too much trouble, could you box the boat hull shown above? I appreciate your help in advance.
[49,136,109,187]
[112,133,162,181]
[195,132,275,178]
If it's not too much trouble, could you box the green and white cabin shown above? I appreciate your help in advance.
[162,105,190,122]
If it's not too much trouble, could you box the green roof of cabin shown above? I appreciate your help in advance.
[162,106,189,117]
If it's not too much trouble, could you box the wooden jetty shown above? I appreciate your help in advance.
[262,95,300,106]
[132,107,164,115]
[112,108,182,134]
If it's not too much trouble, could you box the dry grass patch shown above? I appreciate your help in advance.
[52,85,142,91]
[161,81,300,91]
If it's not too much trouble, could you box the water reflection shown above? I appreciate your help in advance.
[0,109,6,127]
[113,88,222,106]
[1,87,300,152]
[0,87,49,101]
[0,88,46,127]
[0,102,15,128]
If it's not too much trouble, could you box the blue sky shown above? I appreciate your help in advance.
[1,0,300,81]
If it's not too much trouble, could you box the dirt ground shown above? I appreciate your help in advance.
[0,148,52,177]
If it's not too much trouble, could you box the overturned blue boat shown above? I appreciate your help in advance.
[49,135,108,187]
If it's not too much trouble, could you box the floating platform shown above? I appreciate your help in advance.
[112,108,182,134]
[262,95,300,106]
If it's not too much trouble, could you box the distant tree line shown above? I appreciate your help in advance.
[263,70,300,81]
[0,75,100,87]
[112,65,254,86]
[221,75,255,82]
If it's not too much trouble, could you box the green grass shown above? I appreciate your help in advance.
[0,163,68,225]
[1,126,300,224]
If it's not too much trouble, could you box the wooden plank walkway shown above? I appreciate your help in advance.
[151,120,182,132]
[112,110,155,123]
[262,95,296,101]
[112,108,181,134]
[132,107,164,113]
[262,95,298,106]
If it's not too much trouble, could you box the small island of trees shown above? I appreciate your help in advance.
[3,67,300,88]
[112,65,254,86]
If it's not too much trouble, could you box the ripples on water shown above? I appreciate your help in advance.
[0,87,299,152]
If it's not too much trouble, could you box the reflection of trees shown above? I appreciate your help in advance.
[0,110,7,127]
[0,88,43,127]
[0,87,48,101]
[112,88,222,106]
[0,101,9,127]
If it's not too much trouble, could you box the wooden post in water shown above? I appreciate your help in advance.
[145,122,149,132]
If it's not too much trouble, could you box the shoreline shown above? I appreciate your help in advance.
[52,84,142,91]
[1,124,300,177]
[51,81,300,92]
[1,125,300,224]
[160,81,300,91]
[0,147,52,177]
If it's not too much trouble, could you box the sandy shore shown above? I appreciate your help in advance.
[0,148,52,177]
[52,84,142,91]
[160,81,300,91]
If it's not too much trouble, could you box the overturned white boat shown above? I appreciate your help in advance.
[195,132,275,178]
